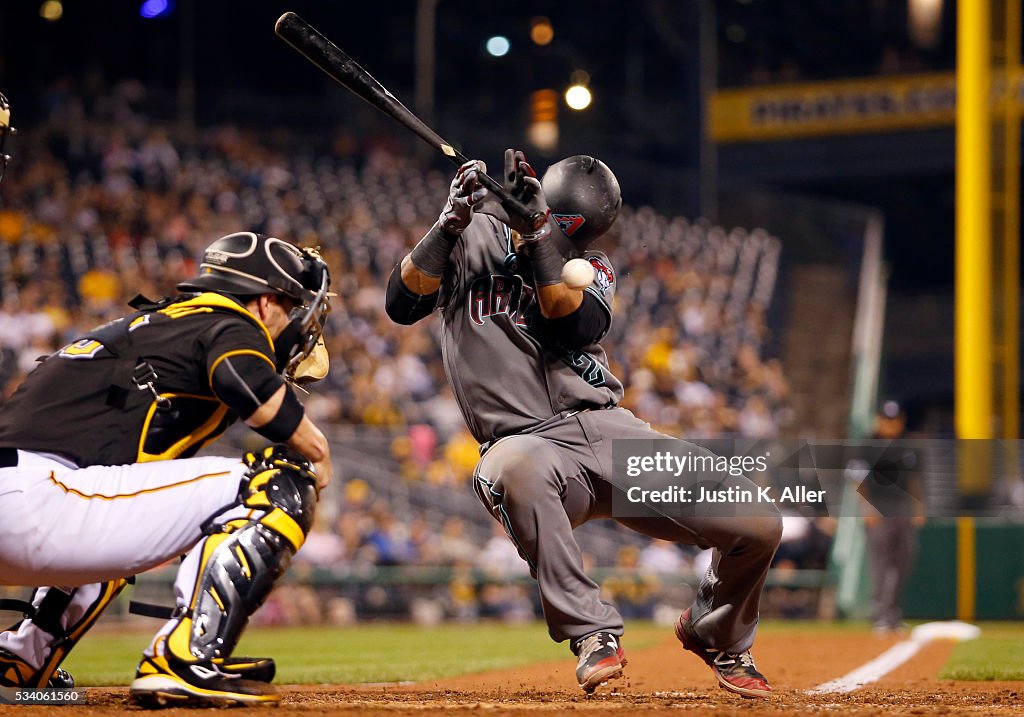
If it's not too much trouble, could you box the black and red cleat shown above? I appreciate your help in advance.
[675,608,772,699]
[572,631,627,693]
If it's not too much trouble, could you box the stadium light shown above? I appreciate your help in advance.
[529,89,559,151]
[908,0,943,48]
[139,0,174,19]
[530,17,554,46]
[486,36,510,57]
[565,84,592,111]
[39,0,63,21]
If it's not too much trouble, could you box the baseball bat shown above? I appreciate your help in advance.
[274,11,546,231]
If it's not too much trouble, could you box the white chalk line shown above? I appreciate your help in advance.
[807,638,925,694]
[807,621,981,695]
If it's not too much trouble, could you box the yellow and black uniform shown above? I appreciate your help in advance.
[0,230,328,708]
[0,292,296,467]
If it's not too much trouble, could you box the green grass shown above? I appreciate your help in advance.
[939,622,1024,681]
[64,618,1024,685]
[62,622,665,686]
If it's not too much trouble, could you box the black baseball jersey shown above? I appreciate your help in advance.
[0,293,281,467]
[438,215,623,443]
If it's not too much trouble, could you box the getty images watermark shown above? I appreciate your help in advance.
[623,450,825,506]
[611,438,1024,519]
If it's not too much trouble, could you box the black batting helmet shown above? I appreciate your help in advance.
[178,232,321,303]
[179,232,332,381]
[542,155,621,248]
[0,92,15,183]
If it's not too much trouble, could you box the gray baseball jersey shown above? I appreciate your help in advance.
[396,212,780,655]
[438,214,623,443]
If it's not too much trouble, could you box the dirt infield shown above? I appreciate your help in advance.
[1,630,1015,716]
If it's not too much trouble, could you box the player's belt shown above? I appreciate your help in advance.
[0,447,17,468]
[479,404,617,456]
[478,409,586,456]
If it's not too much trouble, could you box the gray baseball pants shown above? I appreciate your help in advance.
[472,407,782,653]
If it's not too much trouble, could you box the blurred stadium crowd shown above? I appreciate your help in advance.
[0,84,828,622]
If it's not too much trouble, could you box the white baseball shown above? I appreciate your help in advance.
[561,258,595,289]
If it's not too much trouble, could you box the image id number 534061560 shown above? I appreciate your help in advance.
[0,688,86,704]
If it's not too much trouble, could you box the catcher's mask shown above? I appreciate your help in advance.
[541,155,621,250]
[178,231,331,383]
[0,92,15,184]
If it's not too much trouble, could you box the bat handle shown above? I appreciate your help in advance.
[475,172,547,231]
[447,146,544,230]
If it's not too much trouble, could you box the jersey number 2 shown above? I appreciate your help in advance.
[566,351,606,387]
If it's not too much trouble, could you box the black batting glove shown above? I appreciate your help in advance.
[478,148,551,240]
[504,148,531,199]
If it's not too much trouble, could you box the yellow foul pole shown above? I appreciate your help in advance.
[955,0,994,621]
[1003,0,1021,442]
[957,0,993,443]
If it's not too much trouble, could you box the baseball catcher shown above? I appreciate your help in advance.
[0,116,334,708]
[385,150,781,697]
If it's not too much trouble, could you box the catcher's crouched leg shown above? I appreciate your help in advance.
[129,445,317,708]
[0,580,129,688]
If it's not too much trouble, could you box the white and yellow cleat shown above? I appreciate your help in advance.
[129,651,280,708]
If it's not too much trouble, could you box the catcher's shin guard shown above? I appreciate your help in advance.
[130,446,316,706]
[0,579,128,688]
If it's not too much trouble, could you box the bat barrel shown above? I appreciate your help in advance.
[275,12,546,231]
[276,13,358,91]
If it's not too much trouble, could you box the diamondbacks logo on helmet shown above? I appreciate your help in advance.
[552,213,586,238]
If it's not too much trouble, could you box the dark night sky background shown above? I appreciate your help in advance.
[0,1,995,291]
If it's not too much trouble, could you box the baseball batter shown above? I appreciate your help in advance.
[386,151,782,697]
[0,117,334,707]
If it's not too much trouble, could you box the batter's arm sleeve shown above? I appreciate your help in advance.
[386,263,440,325]
[571,252,617,344]
[542,291,612,348]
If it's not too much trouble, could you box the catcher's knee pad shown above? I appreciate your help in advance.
[167,445,317,661]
